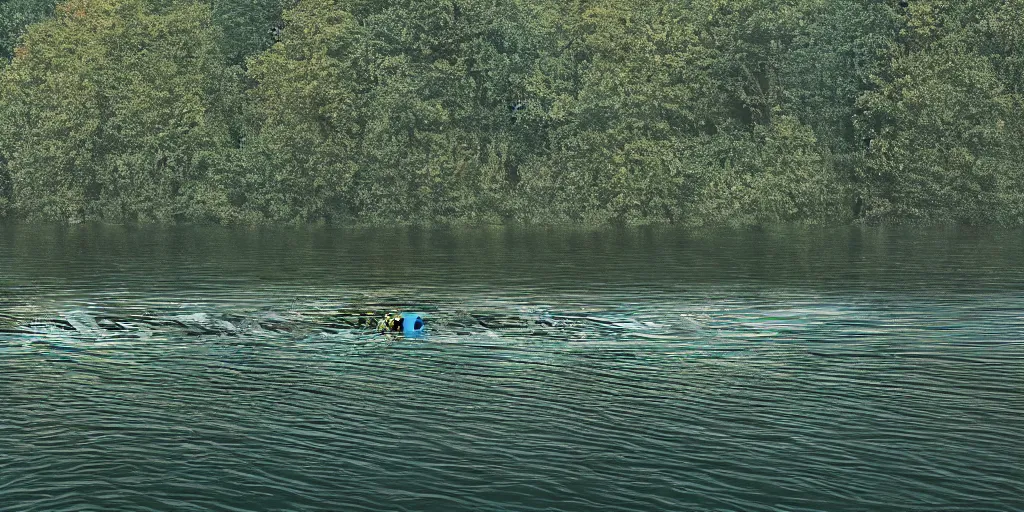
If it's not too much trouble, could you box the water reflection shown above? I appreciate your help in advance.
[1,224,1022,511]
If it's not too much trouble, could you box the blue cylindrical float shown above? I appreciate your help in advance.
[401,313,424,335]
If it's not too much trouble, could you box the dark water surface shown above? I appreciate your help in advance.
[1,225,1022,511]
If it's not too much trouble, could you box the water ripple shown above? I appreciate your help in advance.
[2,226,1023,511]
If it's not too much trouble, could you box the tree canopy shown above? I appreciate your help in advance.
[1,0,1022,225]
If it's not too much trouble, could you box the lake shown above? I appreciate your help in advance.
[1,224,1022,511]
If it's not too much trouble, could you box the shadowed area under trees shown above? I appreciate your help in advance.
[1,0,1023,225]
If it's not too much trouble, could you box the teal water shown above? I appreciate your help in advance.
[1,225,1022,511]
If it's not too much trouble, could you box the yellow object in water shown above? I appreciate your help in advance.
[377,313,403,332]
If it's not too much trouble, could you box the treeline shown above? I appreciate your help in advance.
[1,0,1022,225]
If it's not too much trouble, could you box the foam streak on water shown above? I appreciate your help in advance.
[1,225,1023,511]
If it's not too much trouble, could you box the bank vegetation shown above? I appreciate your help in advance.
[1,0,1022,225]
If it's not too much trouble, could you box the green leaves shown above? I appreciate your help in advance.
[695,117,847,226]
[236,0,555,223]
[1,0,1023,225]
[209,0,286,65]
[0,0,237,222]
[0,0,59,63]
[238,0,363,222]
[858,43,1024,223]
[854,0,1024,224]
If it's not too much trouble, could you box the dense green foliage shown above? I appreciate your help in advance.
[0,0,58,63]
[1,0,1023,224]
